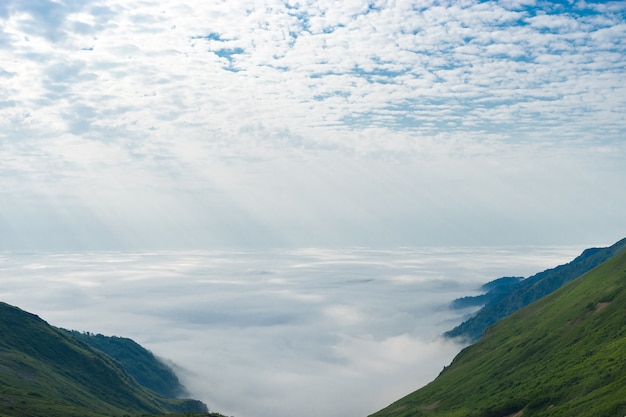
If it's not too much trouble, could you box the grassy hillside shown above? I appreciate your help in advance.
[66,330,187,398]
[0,302,207,417]
[371,246,626,417]
[446,237,626,342]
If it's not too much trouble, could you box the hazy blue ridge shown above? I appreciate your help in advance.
[449,276,524,309]
[65,330,187,398]
[445,237,626,342]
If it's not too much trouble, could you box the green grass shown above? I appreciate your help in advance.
[0,302,207,417]
[370,247,626,417]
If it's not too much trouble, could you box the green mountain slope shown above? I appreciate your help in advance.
[0,302,207,417]
[371,246,626,417]
[445,237,626,342]
[65,330,187,398]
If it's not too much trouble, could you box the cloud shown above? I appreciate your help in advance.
[0,0,625,249]
[0,246,588,417]
[3,0,624,141]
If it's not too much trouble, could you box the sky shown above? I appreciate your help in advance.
[1,0,625,250]
[0,246,587,417]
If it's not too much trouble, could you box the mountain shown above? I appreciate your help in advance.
[445,237,626,342]
[0,301,207,417]
[370,245,626,417]
[449,276,523,309]
[65,330,187,398]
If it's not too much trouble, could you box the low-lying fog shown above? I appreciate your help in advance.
[0,246,582,417]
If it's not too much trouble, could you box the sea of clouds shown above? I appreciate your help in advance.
[0,246,584,417]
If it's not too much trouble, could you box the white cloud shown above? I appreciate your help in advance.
[0,0,625,248]
[3,0,624,142]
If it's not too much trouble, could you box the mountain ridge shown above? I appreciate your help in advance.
[370,242,626,416]
[0,301,208,417]
[445,237,626,342]
[65,330,188,399]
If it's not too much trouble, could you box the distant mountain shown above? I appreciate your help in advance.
[445,237,626,342]
[449,276,523,309]
[370,245,626,417]
[65,330,187,398]
[0,301,207,417]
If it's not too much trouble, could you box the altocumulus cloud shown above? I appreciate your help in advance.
[1,0,625,249]
[0,246,586,417]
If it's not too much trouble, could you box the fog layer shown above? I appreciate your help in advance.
[0,246,584,417]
